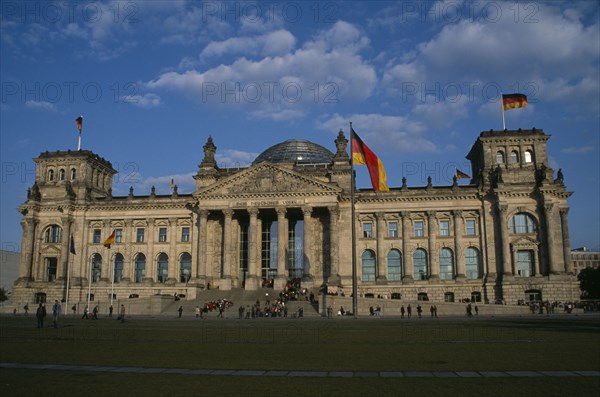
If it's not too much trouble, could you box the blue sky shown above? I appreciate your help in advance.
[1,0,599,252]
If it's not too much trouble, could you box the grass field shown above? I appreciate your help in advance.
[1,314,599,396]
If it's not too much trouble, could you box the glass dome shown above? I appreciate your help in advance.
[253,139,334,165]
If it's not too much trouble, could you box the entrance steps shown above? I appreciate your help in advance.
[163,288,321,318]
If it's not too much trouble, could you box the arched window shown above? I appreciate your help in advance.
[70,168,77,180]
[439,248,454,280]
[44,225,62,243]
[157,253,168,283]
[59,169,66,180]
[465,247,481,279]
[413,249,428,280]
[510,151,519,163]
[91,253,102,283]
[134,253,146,283]
[387,249,402,281]
[180,253,192,283]
[509,213,536,234]
[114,253,124,283]
[361,250,376,282]
[524,150,533,163]
[496,151,505,164]
[48,169,55,181]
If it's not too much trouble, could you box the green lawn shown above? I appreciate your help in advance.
[1,315,599,396]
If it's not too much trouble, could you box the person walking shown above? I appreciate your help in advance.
[36,303,46,328]
[178,305,183,318]
[52,300,61,328]
[120,304,126,323]
[195,306,201,319]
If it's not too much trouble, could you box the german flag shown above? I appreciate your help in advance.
[455,169,470,180]
[75,116,83,132]
[502,94,527,111]
[103,230,116,249]
[351,127,389,191]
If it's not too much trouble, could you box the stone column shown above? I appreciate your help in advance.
[18,218,37,281]
[275,207,288,290]
[123,219,133,281]
[498,205,512,276]
[401,211,413,281]
[59,216,73,282]
[328,206,339,282]
[197,210,208,284]
[544,203,564,275]
[376,212,387,283]
[101,219,111,282]
[427,211,438,279]
[221,209,233,290]
[453,210,465,280]
[302,206,313,285]
[168,217,178,282]
[560,208,571,274]
[246,208,260,290]
[146,218,155,282]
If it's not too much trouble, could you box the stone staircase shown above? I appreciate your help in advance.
[163,288,321,318]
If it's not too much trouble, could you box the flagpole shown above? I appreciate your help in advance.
[77,131,82,151]
[350,122,358,318]
[501,93,506,130]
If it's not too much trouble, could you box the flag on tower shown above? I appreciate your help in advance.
[103,230,116,249]
[351,127,389,191]
[502,94,528,111]
[75,116,83,132]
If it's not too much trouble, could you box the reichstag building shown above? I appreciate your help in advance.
[13,128,579,305]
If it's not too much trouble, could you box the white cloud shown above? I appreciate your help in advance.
[561,146,595,154]
[317,113,436,153]
[121,93,161,108]
[146,21,377,121]
[216,149,259,168]
[25,100,57,111]
[382,2,600,106]
[200,29,296,59]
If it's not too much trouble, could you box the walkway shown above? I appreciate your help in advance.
[1,363,598,378]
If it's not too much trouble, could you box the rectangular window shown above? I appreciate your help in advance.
[181,227,190,242]
[414,221,424,237]
[439,220,450,236]
[363,223,373,238]
[136,228,145,243]
[93,229,101,244]
[388,222,398,238]
[46,257,58,282]
[465,219,476,236]
[115,228,122,244]
[158,227,167,242]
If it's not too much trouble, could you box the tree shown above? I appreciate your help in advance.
[578,267,600,300]
[0,287,8,303]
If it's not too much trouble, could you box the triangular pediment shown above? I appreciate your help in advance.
[510,235,539,248]
[198,163,341,198]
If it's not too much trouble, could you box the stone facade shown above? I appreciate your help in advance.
[13,128,579,306]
